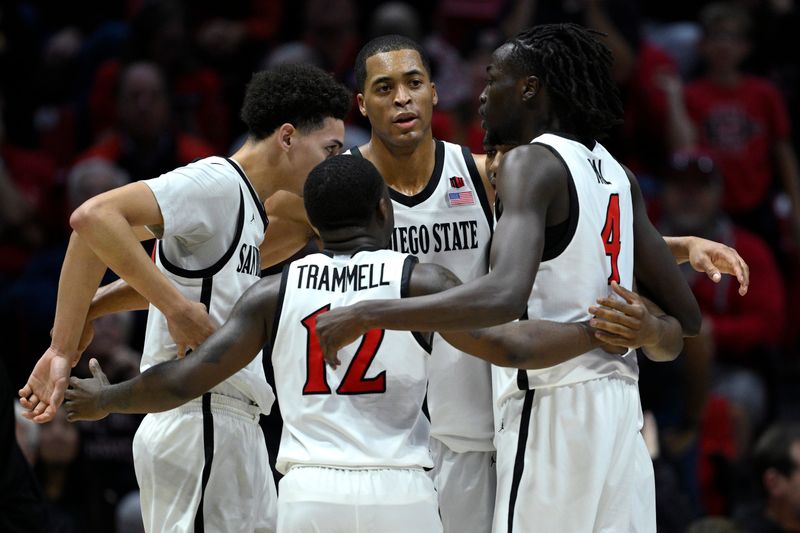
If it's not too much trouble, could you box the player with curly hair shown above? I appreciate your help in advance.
[19,63,350,533]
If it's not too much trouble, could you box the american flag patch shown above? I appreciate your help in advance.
[447,190,475,206]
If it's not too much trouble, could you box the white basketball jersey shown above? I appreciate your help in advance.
[142,157,275,414]
[347,141,495,452]
[272,249,432,474]
[495,133,637,403]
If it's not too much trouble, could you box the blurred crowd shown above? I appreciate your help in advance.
[0,0,799,532]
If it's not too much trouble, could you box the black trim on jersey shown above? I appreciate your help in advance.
[517,310,530,391]
[193,393,215,533]
[530,142,580,262]
[349,141,445,207]
[507,389,535,533]
[400,256,432,353]
[266,265,291,358]
[158,189,246,279]
[400,255,419,298]
[200,277,213,314]
[225,158,268,231]
[461,145,494,234]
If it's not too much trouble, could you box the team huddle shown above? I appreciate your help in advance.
[19,25,750,533]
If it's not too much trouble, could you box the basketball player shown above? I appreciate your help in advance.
[315,24,703,532]
[20,64,350,533]
[340,34,748,533]
[63,155,680,532]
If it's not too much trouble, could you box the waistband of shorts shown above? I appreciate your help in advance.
[286,464,427,474]
[178,392,261,423]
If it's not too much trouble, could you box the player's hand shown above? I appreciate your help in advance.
[316,305,368,368]
[166,300,216,357]
[686,237,749,296]
[64,358,111,422]
[588,282,659,349]
[19,346,76,423]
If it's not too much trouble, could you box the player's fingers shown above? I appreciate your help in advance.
[610,281,637,304]
[34,404,57,423]
[64,387,76,400]
[590,318,635,340]
[594,330,632,347]
[590,306,639,329]
[88,358,109,385]
[593,296,639,317]
[20,393,39,410]
[176,344,187,359]
[19,384,31,399]
[736,256,749,296]
[32,400,49,417]
[702,255,722,283]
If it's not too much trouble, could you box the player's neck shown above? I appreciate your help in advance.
[363,135,436,196]
[229,139,280,201]
[322,231,384,254]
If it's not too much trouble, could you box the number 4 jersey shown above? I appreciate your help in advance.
[496,133,637,402]
[270,249,433,474]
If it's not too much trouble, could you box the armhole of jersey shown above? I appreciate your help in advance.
[264,264,291,361]
[461,145,494,234]
[159,188,246,278]
[225,158,268,231]
[530,142,580,262]
[399,255,432,354]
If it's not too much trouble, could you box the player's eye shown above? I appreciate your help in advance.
[325,145,340,157]
[409,79,423,88]
[376,84,391,94]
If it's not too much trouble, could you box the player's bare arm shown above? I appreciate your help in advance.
[315,144,561,359]
[64,274,282,422]
[19,184,214,422]
[589,281,684,362]
[663,235,749,295]
[626,167,702,336]
[260,190,319,269]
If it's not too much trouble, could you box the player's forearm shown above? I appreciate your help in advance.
[50,232,108,359]
[99,360,204,414]
[662,235,693,264]
[70,204,189,319]
[442,320,602,369]
[640,315,684,362]
[358,272,527,333]
[88,279,150,320]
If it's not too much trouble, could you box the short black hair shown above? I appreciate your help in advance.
[304,155,386,232]
[753,424,800,491]
[240,64,351,140]
[699,2,751,37]
[355,34,432,91]
[506,23,624,140]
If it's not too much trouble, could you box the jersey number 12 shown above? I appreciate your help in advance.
[301,304,387,395]
[601,193,621,284]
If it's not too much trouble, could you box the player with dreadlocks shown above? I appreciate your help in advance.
[316,23,703,531]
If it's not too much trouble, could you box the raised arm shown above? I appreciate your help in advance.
[316,145,561,356]
[627,168,702,336]
[64,275,281,421]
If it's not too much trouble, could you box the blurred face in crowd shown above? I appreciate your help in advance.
[701,17,751,74]
[286,117,345,196]
[358,49,437,150]
[767,440,800,520]
[117,62,170,144]
[38,408,79,466]
[662,159,722,235]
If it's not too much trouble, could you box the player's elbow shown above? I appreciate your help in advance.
[681,304,702,338]
[491,288,529,322]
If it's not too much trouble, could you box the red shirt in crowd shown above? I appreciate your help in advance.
[689,224,785,358]
[685,76,791,214]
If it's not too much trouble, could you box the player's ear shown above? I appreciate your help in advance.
[357,93,367,117]
[278,123,296,152]
[521,76,540,102]
[431,82,438,107]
